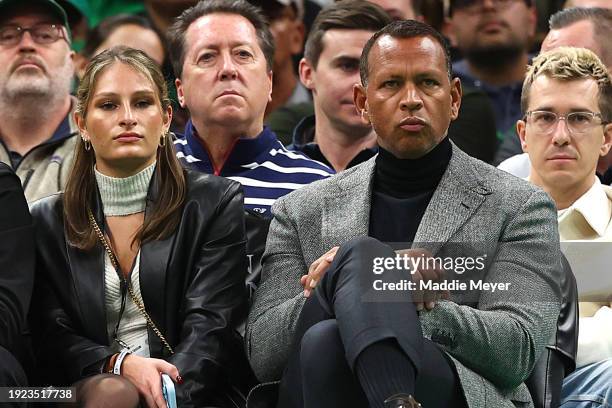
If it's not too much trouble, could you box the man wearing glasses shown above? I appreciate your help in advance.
[445,0,537,165]
[519,47,612,408]
[0,0,78,202]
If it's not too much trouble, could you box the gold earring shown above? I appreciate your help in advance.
[159,133,166,147]
[82,138,91,151]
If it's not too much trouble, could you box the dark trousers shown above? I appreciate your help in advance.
[277,237,467,408]
[0,345,28,408]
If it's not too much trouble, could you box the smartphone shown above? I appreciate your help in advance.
[161,373,177,408]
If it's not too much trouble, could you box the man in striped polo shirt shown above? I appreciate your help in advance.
[168,0,334,217]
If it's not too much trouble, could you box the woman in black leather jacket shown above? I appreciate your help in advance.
[29,46,248,407]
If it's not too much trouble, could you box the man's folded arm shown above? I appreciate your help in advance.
[420,189,563,390]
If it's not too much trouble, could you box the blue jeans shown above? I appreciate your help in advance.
[561,358,612,407]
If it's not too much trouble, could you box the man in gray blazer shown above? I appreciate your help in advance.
[247,19,563,408]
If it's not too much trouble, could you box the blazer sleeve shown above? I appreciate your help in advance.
[29,196,115,383]
[246,197,308,382]
[167,181,248,405]
[420,189,563,390]
[0,164,34,353]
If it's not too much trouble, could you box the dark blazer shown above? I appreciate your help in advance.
[30,169,249,407]
[0,162,34,355]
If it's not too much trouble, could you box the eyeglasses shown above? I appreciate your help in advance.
[453,0,524,13]
[0,24,67,46]
[524,110,608,135]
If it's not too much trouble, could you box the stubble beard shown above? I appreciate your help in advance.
[462,29,527,71]
[0,62,73,111]
[464,44,524,71]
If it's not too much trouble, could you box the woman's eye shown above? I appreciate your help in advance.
[135,100,152,108]
[99,101,116,110]
[237,50,253,59]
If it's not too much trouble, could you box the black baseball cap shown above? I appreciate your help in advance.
[0,0,71,40]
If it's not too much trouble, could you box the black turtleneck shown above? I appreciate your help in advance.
[369,137,452,244]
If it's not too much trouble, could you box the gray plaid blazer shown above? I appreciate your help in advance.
[246,144,563,407]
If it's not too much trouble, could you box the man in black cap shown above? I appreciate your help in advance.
[0,0,78,202]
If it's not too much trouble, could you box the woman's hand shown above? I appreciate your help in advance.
[120,354,180,408]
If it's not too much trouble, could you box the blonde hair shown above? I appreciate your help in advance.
[521,47,612,121]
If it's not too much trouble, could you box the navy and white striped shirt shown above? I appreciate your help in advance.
[174,121,334,216]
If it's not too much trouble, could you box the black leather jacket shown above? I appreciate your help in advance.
[29,169,249,407]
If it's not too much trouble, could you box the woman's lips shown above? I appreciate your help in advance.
[114,133,142,142]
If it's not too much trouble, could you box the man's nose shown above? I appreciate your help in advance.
[399,84,423,112]
[219,52,238,80]
[480,0,497,11]
[551,118,571,146]
[17,31,37,50]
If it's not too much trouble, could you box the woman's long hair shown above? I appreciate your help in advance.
[64,46,186,250]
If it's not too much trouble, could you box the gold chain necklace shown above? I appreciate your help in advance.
[88,209,174,355]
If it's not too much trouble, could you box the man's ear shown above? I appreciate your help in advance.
[450,78,462,121]
[175,78,186,108]
[267,70,273,102]
[601,123,612,157]
[353,83,370,125]
[517,119,528,152]
[73,53,89,80]
[299,58,315,91]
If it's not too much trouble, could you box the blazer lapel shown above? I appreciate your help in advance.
[66,199,108,345]
[322,159,375,250]
[138,175,176,356]
[413,146,490,255]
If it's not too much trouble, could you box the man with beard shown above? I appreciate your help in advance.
[0,0,78,202]
[445,0,537,165]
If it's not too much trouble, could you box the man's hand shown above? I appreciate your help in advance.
[301,246,339,298]
[121,354,180,408]
[396,248,449,311]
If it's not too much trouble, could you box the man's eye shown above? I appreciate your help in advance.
[569,113,592,124]
[338,62,358,72]
[423,78,439,87]
[197,53,214,64]
[0,31,17,41]
[35,32,53,40]
[382,80,399,88]
[534,112,556,123]
[236,50,253,59]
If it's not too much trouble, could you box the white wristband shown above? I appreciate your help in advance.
[113,348,131,375]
